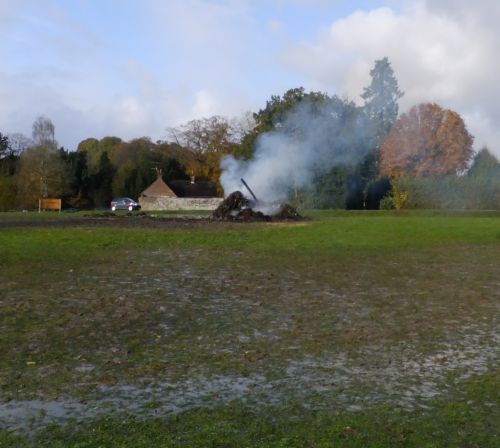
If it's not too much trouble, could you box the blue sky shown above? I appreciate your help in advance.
[1,0,499,157]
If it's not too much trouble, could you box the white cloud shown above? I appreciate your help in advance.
[0,0,318,149]
[3,0,500,159]
[191,90,219,118]
[282,1,500,157]
[112,97,150,130]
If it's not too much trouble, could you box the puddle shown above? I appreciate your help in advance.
[0,400,88,432]
[74,364,95,373]
[2,323,498,431]
[2,247,499,431]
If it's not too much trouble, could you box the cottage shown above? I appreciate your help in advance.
[139,174,223,211]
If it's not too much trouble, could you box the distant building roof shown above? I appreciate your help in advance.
[140,177,177,198]
[167,180,218,198]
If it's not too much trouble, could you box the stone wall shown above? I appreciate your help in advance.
[140,196,223,211]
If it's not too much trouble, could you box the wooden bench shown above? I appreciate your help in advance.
[38,198,62,212]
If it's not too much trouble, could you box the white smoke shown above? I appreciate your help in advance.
[220,99,370,207]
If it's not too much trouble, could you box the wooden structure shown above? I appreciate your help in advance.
[38,198,62,212]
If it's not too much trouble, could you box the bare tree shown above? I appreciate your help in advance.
[15,117,66,207]
[166,115,239,154]
[230,111,256,143]
[32,116,57,150]
[7,133,33,155]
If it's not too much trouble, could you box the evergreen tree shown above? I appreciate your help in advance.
[65,150,92,208]
[361,57,404,145]
[0,133,9,159]
[467,147,500,178]
[91,152,115,208]
[0,133,18,175]
[0,132,17,210]
[348,57,404,209]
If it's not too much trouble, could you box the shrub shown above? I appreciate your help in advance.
[379,195,394,210]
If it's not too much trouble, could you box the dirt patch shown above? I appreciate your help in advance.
[0,201,303,229]
[82,212,119,218]
[0,215,212,229]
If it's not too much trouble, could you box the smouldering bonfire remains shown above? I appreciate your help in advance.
[212,191,302,222]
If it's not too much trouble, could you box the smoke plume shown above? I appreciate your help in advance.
[220,99,371,208]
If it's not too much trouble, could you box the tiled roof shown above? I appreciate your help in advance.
[140,177,177,198]
[167,180,218,198]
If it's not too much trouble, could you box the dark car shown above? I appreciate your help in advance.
[110,197,141,211]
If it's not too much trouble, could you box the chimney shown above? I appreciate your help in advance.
[190,175,195,184]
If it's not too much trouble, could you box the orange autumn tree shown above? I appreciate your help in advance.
[380,103,474,177]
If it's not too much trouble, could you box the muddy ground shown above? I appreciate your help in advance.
[0,214,219,229]
[0,212,304,230]
[0,215,499,432]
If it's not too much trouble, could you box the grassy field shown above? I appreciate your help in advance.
[0,210,499,446]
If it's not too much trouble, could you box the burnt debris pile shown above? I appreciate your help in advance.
[212,191,249,217]
[273,203,302,220]
[212,191,268,221]
[212,191,303,222]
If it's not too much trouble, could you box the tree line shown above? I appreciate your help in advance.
[1,57,499,211]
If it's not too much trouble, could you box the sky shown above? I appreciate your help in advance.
[1,0,499,157]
